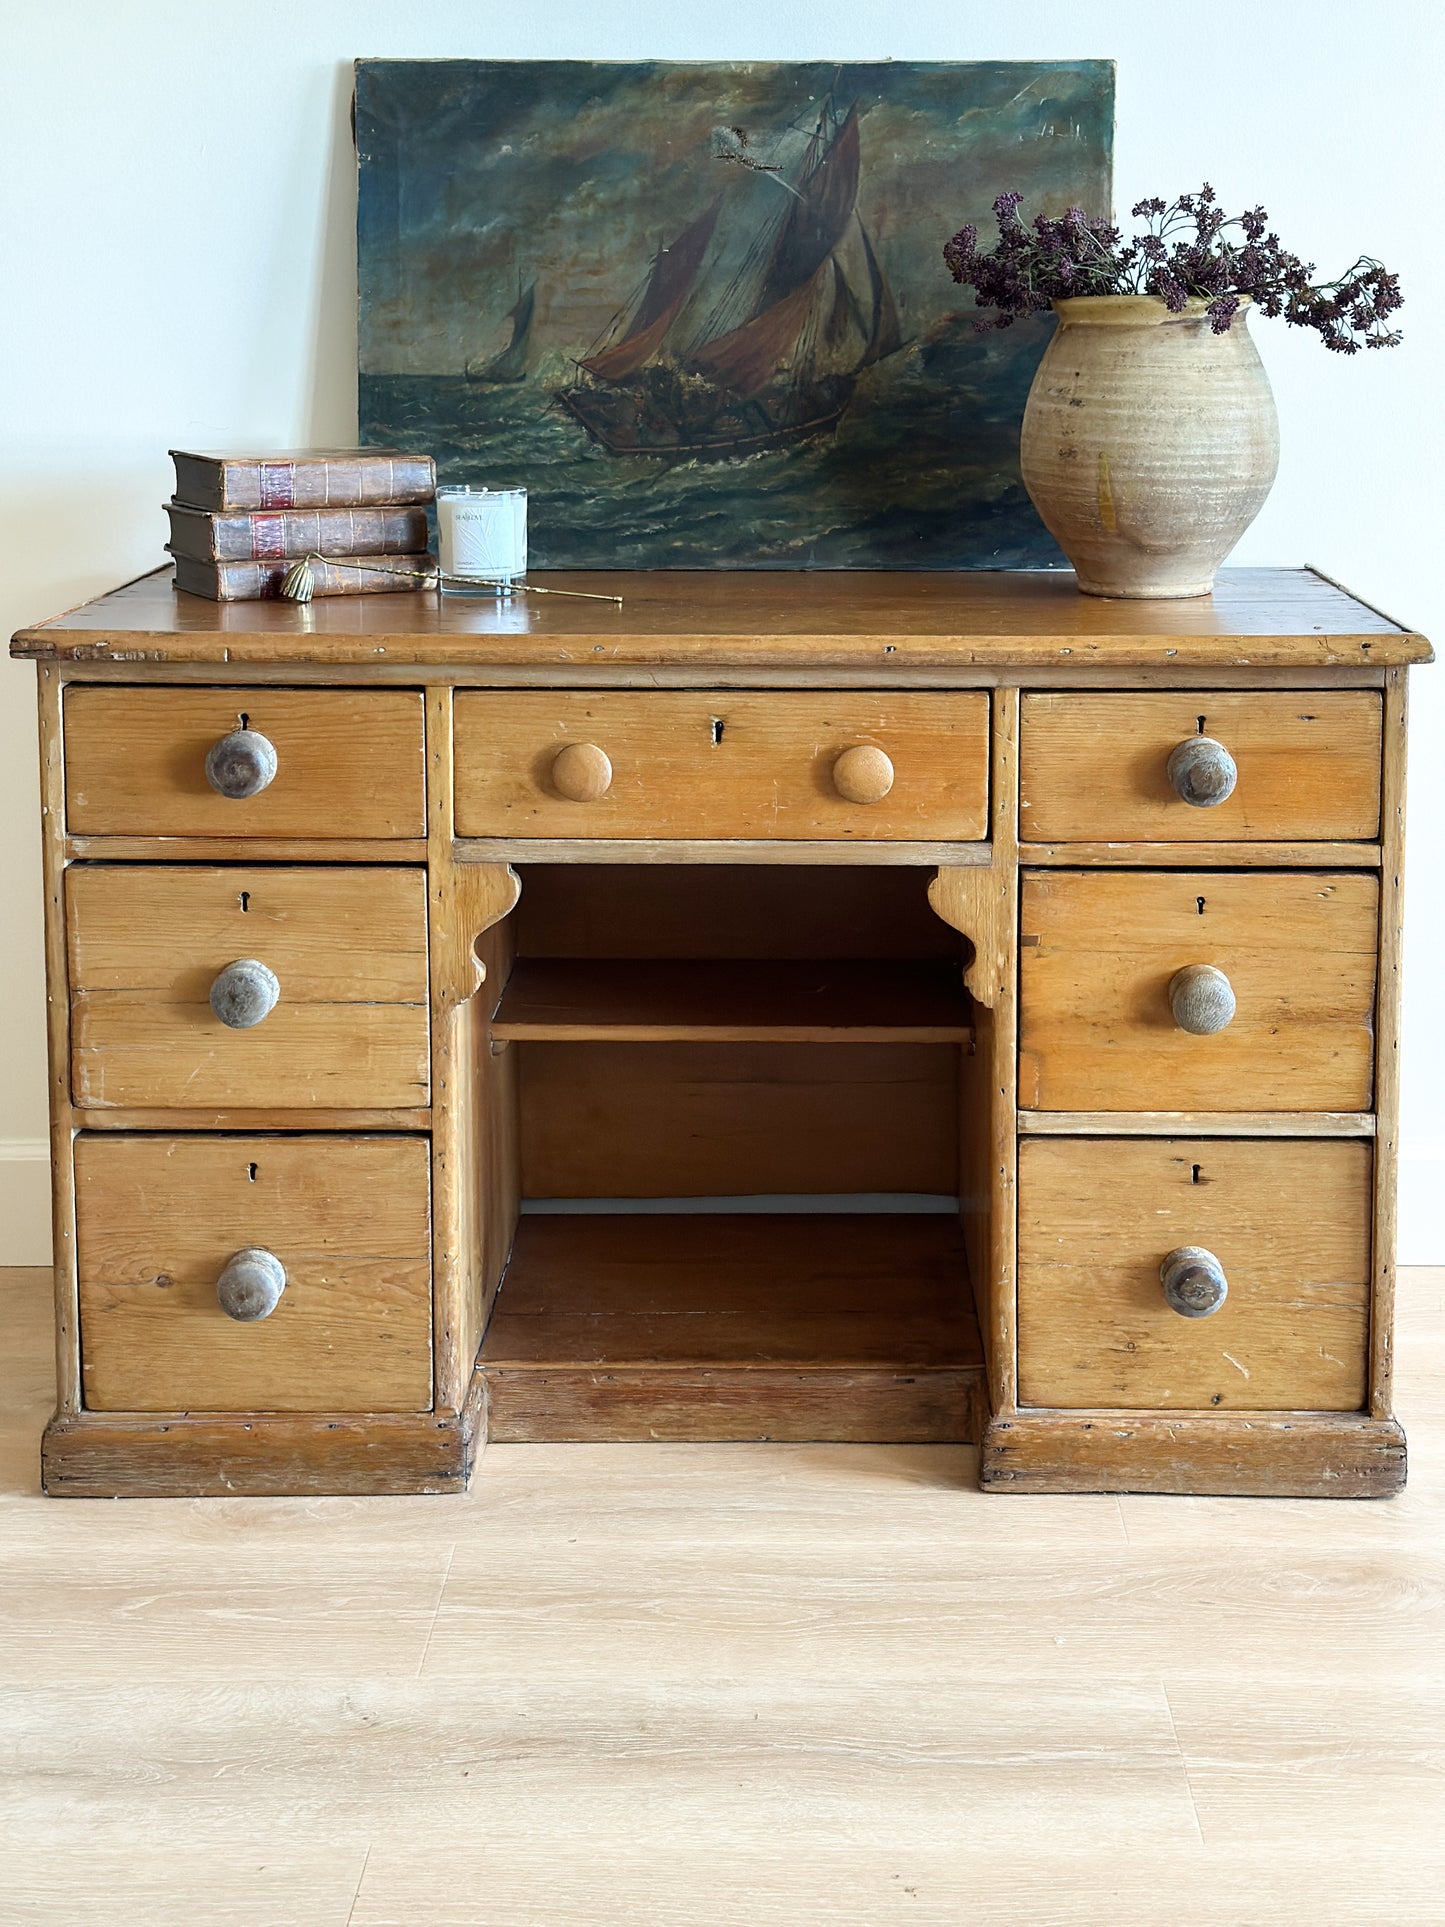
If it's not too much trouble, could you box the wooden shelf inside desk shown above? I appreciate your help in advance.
[477,1213,984,1443]
[490,958,973,1044]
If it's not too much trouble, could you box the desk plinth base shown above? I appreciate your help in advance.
[981,1410,1408,1498]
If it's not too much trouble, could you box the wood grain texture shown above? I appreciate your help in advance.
[948,689,1022,1412]
[74,1134,433,1414]
[1022,840,1383,867]
[982,1411,1405,1496]
[491,958,973,1043]
[63,685,426,837]
[454,690,990,842]
[66,864,430,1110]
[517,1041,958,1199]
[1020,690,1382,841]
[12,564,1431,666]
[1019,869,1379,1112]
[36,666,81,1416]
[1019,1110,1375,1137]
[479,1214,982,1443]
[1017,1136,1371,1411]
[1372,668,1408,1416]
[426,681,523,1412]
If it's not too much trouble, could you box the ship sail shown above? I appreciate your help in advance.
[466,281,535,384]
[580,201,721,383]
[857,220,903,366]
[688,106,861,397]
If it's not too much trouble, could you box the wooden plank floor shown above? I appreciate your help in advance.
[3,1261,1444,1925]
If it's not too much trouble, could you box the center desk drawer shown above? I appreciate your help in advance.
[453,691,990,841]
[64,686,427,839]
[67,865,430,1110]
[75,1134,432,1413]
[1020,870,1378,1112]
[1020,691,1382,843]
[1019,1136,1370,1411]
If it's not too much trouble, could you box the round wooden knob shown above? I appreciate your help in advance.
[1166,736,1237,808]
[217,1246,286,1322]
[205,728,278,800]
[551,742,613,802]
[1169,964,1236,1035]
[209,958,280,1029]
[1160,1245,1229,1319]
[832,744,894,805]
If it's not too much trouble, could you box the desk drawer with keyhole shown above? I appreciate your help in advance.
[63,686,427,840]
[66,865,430,1110]
[1018,1136,1371,1411]
[452,690,990,841]
[75,1133,433,1413]
[1018,869,1379,1112]
[1019,691,1383,843]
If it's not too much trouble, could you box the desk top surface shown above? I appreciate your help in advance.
[11,565,1432,669]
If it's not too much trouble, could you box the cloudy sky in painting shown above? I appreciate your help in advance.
[357,60,1114,375]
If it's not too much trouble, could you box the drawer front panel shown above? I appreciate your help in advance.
[1019,870,1378,1112]
[64,687,427,839]
[76,1134,432,1412]
[453,691,990,841]
[1020,691,1382,842]
[67,865,430,1110]
[1018,1136,1370,1411]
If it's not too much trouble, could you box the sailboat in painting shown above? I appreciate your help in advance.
[466,281,536,384]
[558,99,906,459]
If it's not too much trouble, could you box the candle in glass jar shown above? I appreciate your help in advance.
[436,485,528,586]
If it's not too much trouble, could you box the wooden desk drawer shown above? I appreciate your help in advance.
[1020,691,1382,842]
[76,1134,432,1412]
[64,687,427,839]
[1020,870,1378,1112]
[67,865,430,1110]
[453,691,989,841]
[1019,1136,1370,1411]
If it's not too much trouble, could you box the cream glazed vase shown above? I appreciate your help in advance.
[1020,294,1280,598]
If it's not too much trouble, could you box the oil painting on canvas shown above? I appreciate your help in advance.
[356,59,1114,568]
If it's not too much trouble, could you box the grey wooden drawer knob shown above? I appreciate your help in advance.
[1160,1245,1229,1319]
[551,742,613,802]
[1166,735,1237,807]
[832,744,895,804]
[209,958,280,1029]
[217,1246,287,1322]
[1169,963,1237,1035]
[205,728,278,799]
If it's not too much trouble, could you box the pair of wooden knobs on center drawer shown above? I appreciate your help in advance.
[549,740,897,805]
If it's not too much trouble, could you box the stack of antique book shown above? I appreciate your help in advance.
[165,448,436,599]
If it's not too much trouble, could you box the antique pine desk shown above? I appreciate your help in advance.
[11,566,1432,1499]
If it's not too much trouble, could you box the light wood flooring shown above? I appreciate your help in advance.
[3,1261,1444,1925]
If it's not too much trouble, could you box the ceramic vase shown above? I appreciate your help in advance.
[1019,294,1280,598]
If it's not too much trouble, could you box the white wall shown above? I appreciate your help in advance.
[2,0,1441,1261]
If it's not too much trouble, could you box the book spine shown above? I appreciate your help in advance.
[223,455,436,511]
[170,553,435,600]
[168,505,431,561]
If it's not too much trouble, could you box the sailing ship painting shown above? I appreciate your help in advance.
[356,60,1115,568]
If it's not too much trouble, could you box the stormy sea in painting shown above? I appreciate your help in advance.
[356,59,1114,570]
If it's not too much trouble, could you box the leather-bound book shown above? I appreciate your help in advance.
[169,552,435,601]
[165,501,432,562]
[170,449,436,512]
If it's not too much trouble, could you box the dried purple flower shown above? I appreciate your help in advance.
[942,185,1403,351]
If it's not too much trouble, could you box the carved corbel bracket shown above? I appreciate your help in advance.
[929,865,1006,1009]
[431,860,521,1016]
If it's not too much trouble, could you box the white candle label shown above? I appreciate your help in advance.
[437,490,527,581]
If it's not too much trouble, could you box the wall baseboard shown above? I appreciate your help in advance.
[2,1137,1441,1267]
[0,1139,51,1266]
